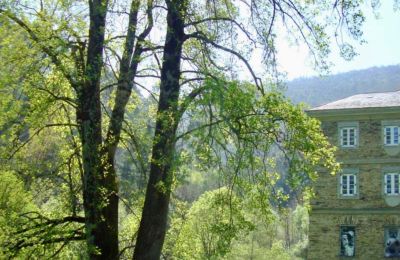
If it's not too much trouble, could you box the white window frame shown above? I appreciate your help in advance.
[383,126,399,146]
[340,174,357,196]
[340,127,357,147]
[384,173,400,196]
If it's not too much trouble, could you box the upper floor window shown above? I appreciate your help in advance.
[384,126,399,146]
[340,127,357,147]
[384,173,400,195]
[340,174,357,196]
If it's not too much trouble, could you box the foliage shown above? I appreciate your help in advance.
[182,78,338,206]
[263,241,295,260]
[0,171,85,259]
[165,185,311,260]
[0,0,374,258]
[225,204,309,260]
[170,188,254,259]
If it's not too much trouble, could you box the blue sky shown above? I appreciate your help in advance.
[276,1,400,79]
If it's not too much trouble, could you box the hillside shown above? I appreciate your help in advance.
[286,65,400,107]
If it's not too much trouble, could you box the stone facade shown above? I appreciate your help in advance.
[307,94,400,260]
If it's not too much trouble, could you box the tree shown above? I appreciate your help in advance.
[171,188,253,259]
[133,0,365,258]
[0,0,369,259]
[0,0,154,258]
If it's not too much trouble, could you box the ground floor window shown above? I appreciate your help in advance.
[340,226,355,256]
[385,227,400,257]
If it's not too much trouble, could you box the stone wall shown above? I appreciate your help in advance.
[312,164,400,209]
[308,113,400,259]
[308,213,400,260]
[321,119,400,162]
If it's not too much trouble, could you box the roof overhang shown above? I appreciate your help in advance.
[306,106,400,121]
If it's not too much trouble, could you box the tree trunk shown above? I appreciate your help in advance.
[77,0,119,258]
[133,1,186,259]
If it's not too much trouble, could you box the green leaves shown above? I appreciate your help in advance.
[183,77,337,196]
[170,188,254,259]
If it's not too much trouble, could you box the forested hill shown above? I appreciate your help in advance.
[285,65,400,107]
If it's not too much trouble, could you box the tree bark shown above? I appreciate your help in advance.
[133,1,186,259]
[79,1,153,258]
[77,0,119,258]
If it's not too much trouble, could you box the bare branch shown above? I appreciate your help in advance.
[185,32,264,94]
[185,17,256,45]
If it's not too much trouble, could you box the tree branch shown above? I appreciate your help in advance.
[0,9,78,89]
[185,32,264,94]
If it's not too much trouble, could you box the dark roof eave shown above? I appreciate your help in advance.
[306,106,400,118]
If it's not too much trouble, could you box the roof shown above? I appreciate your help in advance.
[309,90,400,111]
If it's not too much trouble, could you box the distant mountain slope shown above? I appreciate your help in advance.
[285,65,400,107]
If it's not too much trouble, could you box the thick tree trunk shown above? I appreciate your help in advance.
[80,1,152,258]
[77,0,119,258]
[133,1,186,259]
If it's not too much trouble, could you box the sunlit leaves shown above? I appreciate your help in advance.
[171,188,254,259]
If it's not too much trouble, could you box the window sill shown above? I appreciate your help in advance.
[339,195,359,199]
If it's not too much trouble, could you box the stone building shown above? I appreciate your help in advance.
[307,91,400,259]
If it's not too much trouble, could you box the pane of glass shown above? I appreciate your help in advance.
[342,175,347,194]
[349,129,355,145]
[387,175,392,194]
[341,227,355,256]
[395,175,399,194]
[395,127,399,144]
[342,129,348,146]
[386,128,392,144]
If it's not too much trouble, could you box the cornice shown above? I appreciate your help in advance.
[311,208,400,214]
[307,106,400,121]
[338,158,400,165]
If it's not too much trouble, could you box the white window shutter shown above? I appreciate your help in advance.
[354,175,357,194]
[340,129,344,146]
[384,127,388,145]
[353,129,357,145]
[340,175,343,194]
[384,175,387,194]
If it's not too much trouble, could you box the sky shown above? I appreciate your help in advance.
[276,1,400,80]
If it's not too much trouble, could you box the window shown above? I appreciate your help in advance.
[340,226,355,256]
[385,228,400,257]
[384,173,400,195]
[340,127,357,147]
[340,174,357,196]
[384,126,399,146]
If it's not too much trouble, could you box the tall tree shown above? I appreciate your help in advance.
[133,0,366,258]
[0,0,154,258]
[0,0,369,259]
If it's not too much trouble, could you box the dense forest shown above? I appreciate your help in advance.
[0,0,386,259]
[286,65,400,106]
